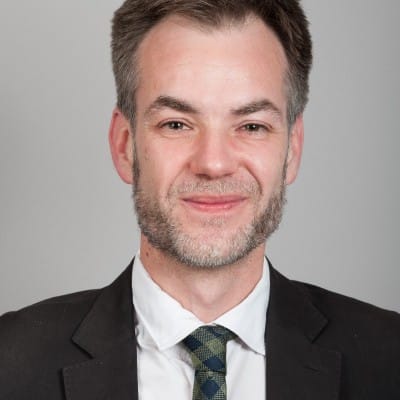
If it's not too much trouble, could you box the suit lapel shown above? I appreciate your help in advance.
[266,264,342,400]
[61,259,342,400]
[62,262,139,400]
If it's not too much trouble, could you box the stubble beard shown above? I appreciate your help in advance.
[132,154,287,269]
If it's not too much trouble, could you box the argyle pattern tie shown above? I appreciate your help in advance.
[182,325,236,400]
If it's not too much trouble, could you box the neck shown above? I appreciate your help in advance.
[139,235,266,323]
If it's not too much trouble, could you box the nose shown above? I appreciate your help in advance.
[188,130,238,179]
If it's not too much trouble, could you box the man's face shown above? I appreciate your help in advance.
[123,16,303,268]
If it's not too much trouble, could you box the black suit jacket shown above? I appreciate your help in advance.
[1,261,399,399]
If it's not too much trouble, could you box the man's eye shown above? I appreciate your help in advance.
[242,123,268,133]
[162,121,188,130]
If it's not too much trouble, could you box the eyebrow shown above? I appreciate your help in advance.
[144,95,200,118]
[144,95,283,121]
[231,99,283,120]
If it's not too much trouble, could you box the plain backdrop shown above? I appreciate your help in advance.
[0,1,399,315]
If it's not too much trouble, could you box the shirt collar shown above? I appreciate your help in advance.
[132,254,269,356]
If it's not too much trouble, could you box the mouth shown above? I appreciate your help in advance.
[181,195,247,213]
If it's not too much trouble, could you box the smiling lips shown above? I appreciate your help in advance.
[182,195,247,212]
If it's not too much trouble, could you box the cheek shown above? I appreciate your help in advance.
[242,144,288,194]
[136,141,188,195]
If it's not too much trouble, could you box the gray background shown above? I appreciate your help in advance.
[0,1,399,315]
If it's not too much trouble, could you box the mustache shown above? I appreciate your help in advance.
[170,178,261,196]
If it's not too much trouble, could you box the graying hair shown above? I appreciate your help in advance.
[111,0,312,128]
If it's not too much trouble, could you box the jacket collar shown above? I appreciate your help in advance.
[266,263,342,400]
[62,259,341,400]
[62,261,139,400]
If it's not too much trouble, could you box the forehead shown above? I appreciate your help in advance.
[135,15,288,116]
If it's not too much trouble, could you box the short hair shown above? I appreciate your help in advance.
[111,0,312,127]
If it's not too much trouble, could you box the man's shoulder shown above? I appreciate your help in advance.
[293,279,400,344]
[1,288,100,330]
[0,262,133,348]
[0,288,101,356]
[267,268,400,398]
[270,265,399,328]
[0,288,103,397]
[0,263,135,398]
[297,279,399,319]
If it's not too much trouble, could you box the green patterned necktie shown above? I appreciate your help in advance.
[182,325,236,400]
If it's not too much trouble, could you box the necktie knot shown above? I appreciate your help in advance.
[182,325,236,373]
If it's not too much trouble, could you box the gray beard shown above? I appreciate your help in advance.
[132,168,286,269]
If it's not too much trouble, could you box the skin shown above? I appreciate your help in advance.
[109,15,304,322]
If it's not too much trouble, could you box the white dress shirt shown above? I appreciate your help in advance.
[132,255,269,400]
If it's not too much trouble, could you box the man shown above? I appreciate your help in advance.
[0,0,399,399]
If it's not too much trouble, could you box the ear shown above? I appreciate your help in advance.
[108,108,134,184]
[285,114,304,185]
